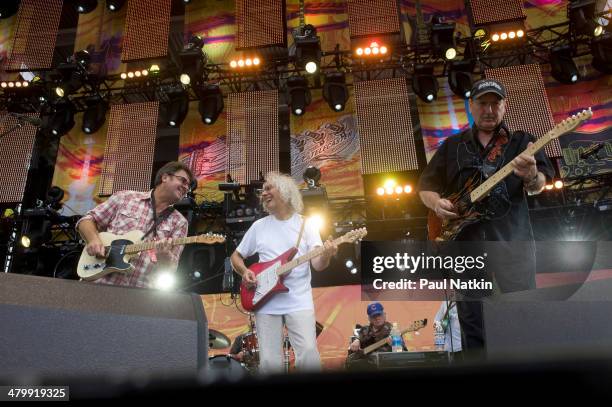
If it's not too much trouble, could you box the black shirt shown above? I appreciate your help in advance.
[419,123,555,241]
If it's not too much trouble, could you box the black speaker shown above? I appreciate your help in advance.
[483,279,612,359]
[0,273,208,378]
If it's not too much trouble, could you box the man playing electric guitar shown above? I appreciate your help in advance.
[230,171,338,374]
[418,79,556,356]
[76,161,194,288]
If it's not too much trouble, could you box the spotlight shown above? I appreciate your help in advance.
[197,84,224,125]
[161,88,189,127]
[20,235,31,248]
[74,49,91,69]
[412,65,438,103]
[350,268,358,274]
[569,0,603,37]
[323,72,348,112]
[179,35,207,86]
[106,0,125,11]
[154,271,176,291]
[0,1,20,19]
[54,59,86,97]
[376,187,385,196]
[591,35,612,74]
[287,76,311,116]
[303,166,321,187]
[75,0,97,14]
[448,61,473,99]
[149,64,160,74]
[46,100,76,136]
[431,17,456,60]
[404,185,412,193]
[308,213,325,231]
[345,259,354,269]
[82,95,108,134]
[549,46,579,84]
[294,24,321,74]
[554,180,564,189]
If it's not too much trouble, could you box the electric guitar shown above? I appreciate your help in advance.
[77,230,225,281]
[428,108,593,241]
[240,228,367,311]
[346,319,428,363]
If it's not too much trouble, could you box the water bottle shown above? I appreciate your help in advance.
[391,322,402,352]
[434,321,445,351]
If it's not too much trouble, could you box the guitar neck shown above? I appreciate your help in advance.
[125,236,201,254]
[470,134,549,203]
[363,325,419,355]
[277,236,345,277]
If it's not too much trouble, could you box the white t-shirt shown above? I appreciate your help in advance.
[236,213,323,315]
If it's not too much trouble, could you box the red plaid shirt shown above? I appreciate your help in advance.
[76,190,188,288]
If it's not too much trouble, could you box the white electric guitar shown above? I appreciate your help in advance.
[77,230,225,281]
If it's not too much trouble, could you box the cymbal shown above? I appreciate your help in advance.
[208,329,231,349]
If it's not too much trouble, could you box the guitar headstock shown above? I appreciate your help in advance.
[549,108,592,139]
[338,228,368,244]
[196,233,226,244]
[405,318,428,333]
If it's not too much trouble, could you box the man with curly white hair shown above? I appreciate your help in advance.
[230,171,337,373]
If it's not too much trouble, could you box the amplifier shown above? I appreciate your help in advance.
[373,351,450,369]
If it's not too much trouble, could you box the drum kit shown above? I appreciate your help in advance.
[208,314,325,374]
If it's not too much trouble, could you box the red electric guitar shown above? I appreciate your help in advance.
[240,228,367,311]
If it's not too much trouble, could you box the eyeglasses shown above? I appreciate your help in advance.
[169,173,190,186]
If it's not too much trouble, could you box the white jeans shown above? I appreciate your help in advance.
[255,309,321,374]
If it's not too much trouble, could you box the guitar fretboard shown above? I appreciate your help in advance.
[125,236,205,254]
[470,131,550,203]
[276,236,347,276]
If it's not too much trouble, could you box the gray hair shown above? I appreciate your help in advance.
[263,171,304,214]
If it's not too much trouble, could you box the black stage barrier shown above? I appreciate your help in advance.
[0,273,208,378]
[484,279,612,359]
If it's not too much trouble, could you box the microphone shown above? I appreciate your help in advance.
[579,143,604,160]
[9,113,42,126]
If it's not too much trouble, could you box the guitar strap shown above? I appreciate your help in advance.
[295,215,306,249]
[142,189,174,241]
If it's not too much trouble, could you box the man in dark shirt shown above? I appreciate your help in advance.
[418,79,555,355]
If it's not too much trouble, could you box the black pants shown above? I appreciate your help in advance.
[456,300,485,355]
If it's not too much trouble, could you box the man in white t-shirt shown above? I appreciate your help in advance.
[230,171,337,373]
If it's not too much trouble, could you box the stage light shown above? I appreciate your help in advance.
[545,184,554,190]
[554,180,564,189]
[448,61,474,99]
[412,65,438,103]
[154,272,176,291]
[303,166,321,187]
[54,62,85,97]
[385,186,394,195]
[356,48,364,56]
[294,24,321,74]
[569,0,603,37]
[20,235,30,248]
[404,185,412,193]
[500,32,508,40]
[82,95,108,134]
[46,100,76,137]
[550,46,579,84]
[431,18,456,60]
[76,0,97,14]
[380,46,388,54]
[161,88,189,127]
[179,35,207,87]
[591,35,612,74]
[149,64,160,74]
[308,213,325,231]
[395,186,403,194]
[197,84,224,125]
[508,31,516,39]
[106,0,125,12]
[322,72,348,112]
[287,76,311,116]
[345,259,354,269]
[230,60,237,68]
[0,1,20,19]
[376,187,385,196]
[516,30,524,38]
[350,268,358,274]
[492,33,500,42]
[120,72,127,79]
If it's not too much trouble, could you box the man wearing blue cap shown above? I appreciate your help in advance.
[418,78,555,356]
[348,302,404,356]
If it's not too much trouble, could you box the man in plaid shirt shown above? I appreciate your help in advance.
[76,161,194,288]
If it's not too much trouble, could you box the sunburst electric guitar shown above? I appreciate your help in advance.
[428,108,593,241]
